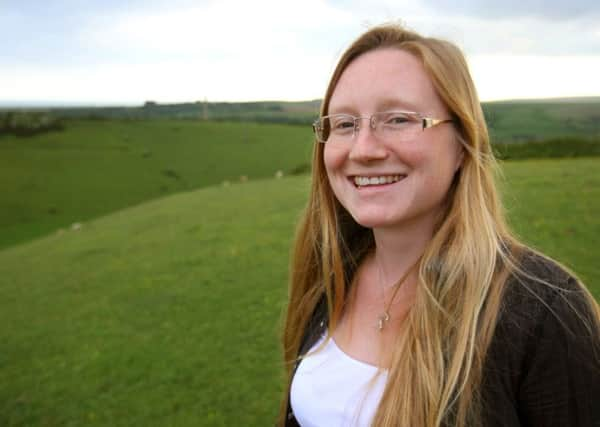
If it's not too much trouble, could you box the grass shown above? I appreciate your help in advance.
[0,177,308,426]
[501,158,600,291]
[484,100,600,143]
[3,118,600,252]
[494,137,600,160]
[0,157,598,426]
[0,119,313,250]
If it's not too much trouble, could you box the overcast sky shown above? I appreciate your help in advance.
[2,0,600,106]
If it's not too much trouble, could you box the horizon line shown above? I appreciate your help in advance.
[1,95,600,109]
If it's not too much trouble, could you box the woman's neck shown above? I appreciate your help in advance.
[371,219,434,286]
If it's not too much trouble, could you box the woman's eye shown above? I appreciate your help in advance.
[385,114,410,125]
[333,120,354,130]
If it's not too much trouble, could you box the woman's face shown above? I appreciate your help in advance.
[324,48,463,233]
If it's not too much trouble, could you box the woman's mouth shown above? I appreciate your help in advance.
[352,175,406,188]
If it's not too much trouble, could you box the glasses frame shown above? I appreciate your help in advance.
[312,110,454,144]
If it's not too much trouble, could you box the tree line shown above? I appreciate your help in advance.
[0,111,65,137]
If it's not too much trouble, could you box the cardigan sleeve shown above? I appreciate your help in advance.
[516,278,600,427]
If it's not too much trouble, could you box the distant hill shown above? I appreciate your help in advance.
[0,99,322,125]
[483,97,600,142]
[0,120,313,250]
[2,96,598,142]
[490,96,600,104]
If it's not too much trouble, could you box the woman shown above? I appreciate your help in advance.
[278,24,600,427]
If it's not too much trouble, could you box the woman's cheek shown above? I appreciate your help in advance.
[323,144,346,168]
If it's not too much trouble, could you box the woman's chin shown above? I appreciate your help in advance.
[349,212,400,230]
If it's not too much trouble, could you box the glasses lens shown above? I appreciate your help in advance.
[321,115,357,143]
[374,111,420,142]
[313,118,330,143]
[314,112,426,143]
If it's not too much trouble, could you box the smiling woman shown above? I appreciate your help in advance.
[279,24,600,427]
[323,48,462,232]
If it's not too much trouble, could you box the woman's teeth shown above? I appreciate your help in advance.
[353,175,404,187]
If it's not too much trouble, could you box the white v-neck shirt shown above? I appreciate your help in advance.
[290,333,388,427]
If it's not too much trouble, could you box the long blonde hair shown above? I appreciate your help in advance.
[279,24,599,426]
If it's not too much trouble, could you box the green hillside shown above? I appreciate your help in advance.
[0,120,312,249]
[484,99,600,142]
[1,112,599,251]
[0,176,304,426]
[0,158,598,426]
[3,96,599,139]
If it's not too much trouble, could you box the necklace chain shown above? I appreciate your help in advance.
[375,255,420,332]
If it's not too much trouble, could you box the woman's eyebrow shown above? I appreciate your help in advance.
[327,104,359,115]
[377,98,422,112]
[327,98,423,115]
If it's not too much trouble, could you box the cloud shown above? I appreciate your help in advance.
[468,54,600,100]
[412,15,600,56]
[321,1,600,56]
[420,0,600,20]
[0,0,360,103]
[0,57,329,105]
[1,0,599,103]
[0,0,360,104]
[83,0,354,58]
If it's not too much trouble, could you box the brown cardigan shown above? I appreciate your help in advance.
[284,253,600,426]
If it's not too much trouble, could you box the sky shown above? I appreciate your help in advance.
[1,0,600,106]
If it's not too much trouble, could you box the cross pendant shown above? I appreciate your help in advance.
[377,312,390,331]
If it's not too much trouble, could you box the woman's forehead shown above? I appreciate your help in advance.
[328,48,444,115]
[328,97,423,115]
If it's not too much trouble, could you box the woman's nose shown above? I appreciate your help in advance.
[348,120,388,162]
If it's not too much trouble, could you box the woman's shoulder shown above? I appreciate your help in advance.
[481,249,599,422]
[499,249,591,324]
[483,250,600,426]
[489,248,599,376]
[509,248,576,291]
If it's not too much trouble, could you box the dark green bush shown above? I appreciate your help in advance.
[493,137,600,160]
[0,111,65,137]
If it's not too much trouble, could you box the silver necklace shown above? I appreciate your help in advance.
[375,256,419,332]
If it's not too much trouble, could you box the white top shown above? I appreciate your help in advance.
[290,333,388,427]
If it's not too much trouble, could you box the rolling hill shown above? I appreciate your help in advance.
[0,157,598,425]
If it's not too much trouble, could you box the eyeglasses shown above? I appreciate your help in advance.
[312,111,453,144]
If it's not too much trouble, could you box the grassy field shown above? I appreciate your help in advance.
[501,158,599,286]
[0,119,312,249]
[0,157,598,426]
[2,118,599,252]
[484,99,600,142]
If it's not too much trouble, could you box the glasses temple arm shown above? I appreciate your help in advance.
[422,117,453,129]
